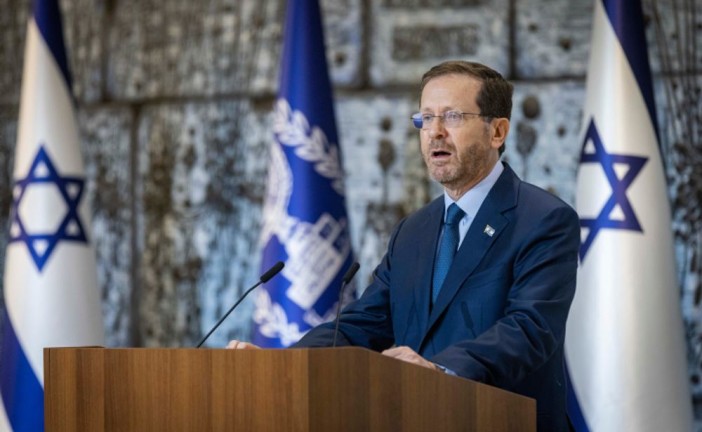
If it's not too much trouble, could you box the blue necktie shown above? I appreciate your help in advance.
[432,203,465,303]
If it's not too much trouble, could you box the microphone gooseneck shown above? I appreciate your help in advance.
[332,262,360,348]
[196,261,285,348]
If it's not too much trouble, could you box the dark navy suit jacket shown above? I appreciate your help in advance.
[295,164,580,431]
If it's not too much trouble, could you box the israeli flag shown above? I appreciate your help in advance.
[0,0,104,430]
[251,0,353,347]
[565,0,693,430]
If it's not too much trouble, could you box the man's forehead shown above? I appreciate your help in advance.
[420,74,482,107]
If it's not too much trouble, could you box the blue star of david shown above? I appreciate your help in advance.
[9,145,89,272]
[579,119,648,261]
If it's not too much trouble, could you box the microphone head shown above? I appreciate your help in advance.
[342,262,360,284]
[260,261,285,283]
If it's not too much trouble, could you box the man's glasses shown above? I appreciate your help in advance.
[411,110,486,130]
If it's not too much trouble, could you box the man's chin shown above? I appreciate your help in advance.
[428,168,457,185]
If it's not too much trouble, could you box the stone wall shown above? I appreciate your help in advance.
[0,0,701,417]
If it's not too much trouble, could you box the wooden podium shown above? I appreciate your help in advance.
[44,347,535,431]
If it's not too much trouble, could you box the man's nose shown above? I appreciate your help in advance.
[427,117,447,139]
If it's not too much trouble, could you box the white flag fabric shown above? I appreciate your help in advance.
[0,1,104,430]
[565,0,693,431]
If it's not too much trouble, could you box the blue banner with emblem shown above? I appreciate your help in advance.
[251,0,353,347]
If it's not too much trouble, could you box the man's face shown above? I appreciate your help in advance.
[419,74,502,198]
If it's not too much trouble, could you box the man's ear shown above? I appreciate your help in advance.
[490,118,510,149]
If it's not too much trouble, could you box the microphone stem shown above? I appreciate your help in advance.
[332,281,346,348]
[196,281,261,348]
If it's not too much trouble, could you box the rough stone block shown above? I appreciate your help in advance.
[320,0,364,86]
[59,0,105,103]
[0,0,30,105]
[370,0,510,85]
[644,1,702,75]
[515,0,702,79]
[78,105,133,347]
[0,107,18,316]
[106,0,362,101]
[656,73,702,397]
[135,100,271,347]
[0,0,104,105]
[515,0,592,79]
[106,0,283,99]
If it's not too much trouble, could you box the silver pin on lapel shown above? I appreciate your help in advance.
[484,225,495,237]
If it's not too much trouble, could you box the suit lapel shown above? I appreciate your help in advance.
[411,198,444,337]
[423,165,520,340]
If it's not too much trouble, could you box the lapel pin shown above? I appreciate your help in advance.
[484,225,495,237]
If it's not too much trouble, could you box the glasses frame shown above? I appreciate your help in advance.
[411,110,488,130]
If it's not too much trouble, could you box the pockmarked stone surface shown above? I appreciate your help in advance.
[107,0,285,100]
[656,74,702,397]
[78,106,134,347]
[369,0,510,85]
[320,0,364,86]
[644,0,702,74]
[382,0,484,6]
[0,0,30,105]
[0,0,105,104]
[106,0,362,100]
[135,100,271,347]
[58,0,105,103]
[646,0,702,398]
[515,0,592,79]
[503,81,585,206]
[392,25,480,62]
[515,0,702,79]
[0,107,18,327]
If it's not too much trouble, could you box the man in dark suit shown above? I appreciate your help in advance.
[229,61,580,431]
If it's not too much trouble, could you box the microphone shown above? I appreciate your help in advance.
[196,261,284,348]
[332,262,360,348]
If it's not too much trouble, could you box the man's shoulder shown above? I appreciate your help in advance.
[513,181,580,232]
[407,195,443,219]
[518,181,573,209]
[491,164,576,218]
